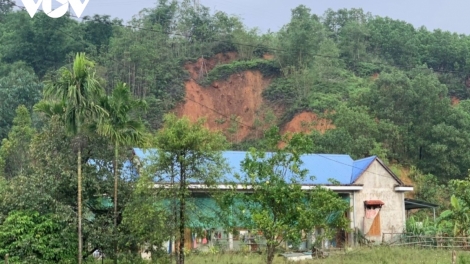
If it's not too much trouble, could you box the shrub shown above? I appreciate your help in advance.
[199,59,280,86]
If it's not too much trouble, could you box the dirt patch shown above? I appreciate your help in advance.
[175,62,274,142]
[177,53,333,144]
[398,167,415,199]
[263,54,275,60]
[277,111,334,149]
[399,167,414,186]
[184,52,238,81]
[281,111,334,135]
[371,72,379,81]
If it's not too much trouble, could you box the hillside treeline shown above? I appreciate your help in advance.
[2,1,470,182]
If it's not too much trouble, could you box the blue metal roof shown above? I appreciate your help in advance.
[132,148,376,185]
[350,156,376,183]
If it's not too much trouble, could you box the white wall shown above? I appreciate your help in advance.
[353,160,406,243]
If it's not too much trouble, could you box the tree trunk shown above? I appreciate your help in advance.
[266,244,275,264]
[78,146,83,264]
[113,141,119,264]
[171,174,178,264]
[178,165,186,264]
[178,199,185,264]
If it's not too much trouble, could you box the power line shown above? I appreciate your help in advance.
[11,3,284,50]
[0,84,401,181]
[6,4,468,121]
[10,3,470,76]
[181,96,402,180]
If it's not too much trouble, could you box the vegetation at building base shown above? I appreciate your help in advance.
[405,175,470,238]
[2,0,470,262]
[219,127,350,264]
[144,113,230,264]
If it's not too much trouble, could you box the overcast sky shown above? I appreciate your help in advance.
[15,0,470,34]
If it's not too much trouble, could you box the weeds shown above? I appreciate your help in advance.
[92,246,470,263]
[199,59,280,86]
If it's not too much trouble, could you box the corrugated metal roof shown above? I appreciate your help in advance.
[350,156,376,183]
[404,198,439,210]
[132,148,378,185]
[220,151,355,184]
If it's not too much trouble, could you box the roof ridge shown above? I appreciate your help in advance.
[350,156,377,183]
[132,148,357,185]
[353,155,377,162]
[136,148,353,156]
[303,153,351,156]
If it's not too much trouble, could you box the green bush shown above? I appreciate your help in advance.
[200,59,281,86]
[0,211,76,263]
[354,62,383,77]
[211,39,238,55]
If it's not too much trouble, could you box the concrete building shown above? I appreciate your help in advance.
[130,148,435,252]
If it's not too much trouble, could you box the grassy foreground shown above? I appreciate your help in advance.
[185,246,470,264]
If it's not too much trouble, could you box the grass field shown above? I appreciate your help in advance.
[92,246,470,263]
[185,246,470,264]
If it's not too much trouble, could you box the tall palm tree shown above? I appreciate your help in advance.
[34,53,107,264]
[95,82,147,263]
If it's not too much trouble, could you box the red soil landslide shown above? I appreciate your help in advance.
[175,53,272,142]
[282,111,335,135]
[185,52,238,80]
[174,53,335,143]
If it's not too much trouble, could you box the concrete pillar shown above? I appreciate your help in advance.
[307,231,312,249]
[349,193,355,247]
[229,232,233,250]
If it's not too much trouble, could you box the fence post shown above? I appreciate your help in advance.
[452,250,456,264]
[4,254,8,264]
[382,233,385,244]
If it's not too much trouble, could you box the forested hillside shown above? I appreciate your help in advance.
[1,0,470,261]
[2,1,470,180]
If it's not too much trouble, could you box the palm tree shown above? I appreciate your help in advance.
[95,82,147,263]
[34,53,107,264]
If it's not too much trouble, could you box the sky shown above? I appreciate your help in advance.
[14,0,470,35]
